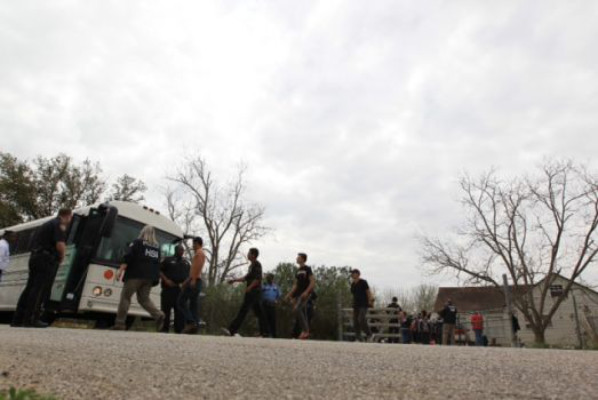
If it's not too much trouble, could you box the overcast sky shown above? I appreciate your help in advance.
[2,1,598,292]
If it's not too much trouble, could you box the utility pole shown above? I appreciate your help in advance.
[502,274,517,348]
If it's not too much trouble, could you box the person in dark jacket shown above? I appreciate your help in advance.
[12,208,73,328]
[113,225,165,331]
[439,299,458,345]
[159,245,190,333]
[387,297,402,343]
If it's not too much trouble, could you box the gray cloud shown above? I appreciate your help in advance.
[1,1,597,290]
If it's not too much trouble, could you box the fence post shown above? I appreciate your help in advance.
[337,290,343,341]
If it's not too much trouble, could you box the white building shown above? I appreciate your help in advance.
[434,275,598,348]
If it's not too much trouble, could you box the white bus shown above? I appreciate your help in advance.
[0,201,184,327]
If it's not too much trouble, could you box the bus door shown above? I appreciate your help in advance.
[49,215,81,303]
[59,205,117,313]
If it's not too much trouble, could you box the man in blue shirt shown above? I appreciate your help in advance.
[261,273,281,338]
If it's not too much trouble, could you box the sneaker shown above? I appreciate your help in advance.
[10,321,23,328]
[25,320,49,328]
[221,327,232,336]
[233,333,243,338]
[182,323,199,335]
[155,314,166,332]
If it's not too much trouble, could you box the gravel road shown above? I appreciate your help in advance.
[1,325,596,400]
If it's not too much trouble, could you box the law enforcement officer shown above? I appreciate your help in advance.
[113,225,165,331]
[160,244,190,333]
[12,208,72,328]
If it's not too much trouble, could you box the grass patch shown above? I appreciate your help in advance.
[0,387,57,400]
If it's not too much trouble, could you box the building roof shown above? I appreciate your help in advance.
[434,286,507,313]
[434,275,598,315]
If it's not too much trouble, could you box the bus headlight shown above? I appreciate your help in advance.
[92,286,103,297]
[104,288,113,297]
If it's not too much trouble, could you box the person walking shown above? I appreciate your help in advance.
[0,230,15,283]
[471,311,484,346]
[350,269,373,342]
[159,244,190,334]
[439,299,458,345]
[261,273,281,338]
[222,248,267,337]
[12,209,72,328]
[113,225,165,331]
[178,237,206,334]
[285,253,315,340]
[387,297,402,343]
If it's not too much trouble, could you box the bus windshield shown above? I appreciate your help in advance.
[94,217,180,265]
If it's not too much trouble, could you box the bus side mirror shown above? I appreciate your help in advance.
[99,205,118,238]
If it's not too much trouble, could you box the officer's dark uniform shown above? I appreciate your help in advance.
[160,254,190,333]
[13,217,66,327]
[115,238,164,328]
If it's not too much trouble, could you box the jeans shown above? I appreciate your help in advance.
[292,300,314,338]
[262,301,277,338]
[161,286,184,333]
[229,290,267,336]
[474,329,484,346]
[400,328,411,344]
[116,279,163,326]
[293,296,310,333]
[13,253,57,325]
[442,323,455,345]
[353,307,371,341]
[177,281,201,325]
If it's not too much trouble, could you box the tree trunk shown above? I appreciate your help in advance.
[533,328,546,345]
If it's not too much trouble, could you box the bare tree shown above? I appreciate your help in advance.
[421,159,598,344]
[167,156,268,286]
[380,284,438,313]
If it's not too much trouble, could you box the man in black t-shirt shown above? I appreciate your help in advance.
[285,252,315,340]
[350,269,374,342]
[159,245,190,333]
[223,248,267,337]
[12,208,72,328]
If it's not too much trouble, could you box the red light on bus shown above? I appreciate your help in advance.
[104,270,114,280]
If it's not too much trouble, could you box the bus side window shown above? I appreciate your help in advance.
[15,229,34,255]
[161,243,176,258]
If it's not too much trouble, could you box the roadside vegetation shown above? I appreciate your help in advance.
[0,388,57,400]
